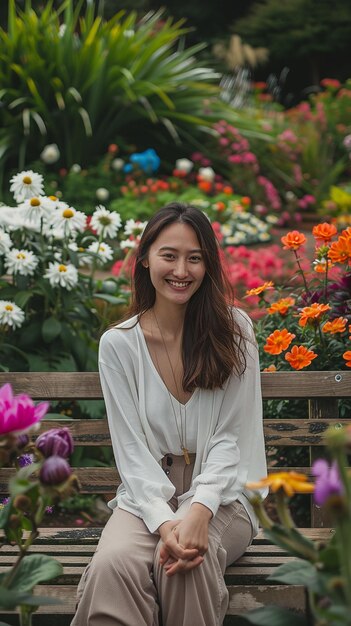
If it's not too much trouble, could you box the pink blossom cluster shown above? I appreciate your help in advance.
[257,176,281,211]
[276,129,300,160]
[298,194,316,210]
[214,120,259,173]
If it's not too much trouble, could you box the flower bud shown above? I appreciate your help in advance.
[8,514,21,529]
[16,434,29,450]
[13,494,31,512]
[35,427,74,459]
[40,456,72,486]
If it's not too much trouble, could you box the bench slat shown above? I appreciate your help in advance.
[0,370,350,399]
[31,417,351,446]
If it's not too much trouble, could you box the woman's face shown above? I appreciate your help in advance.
[145,221,206,308]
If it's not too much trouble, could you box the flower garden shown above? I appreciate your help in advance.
[0,0,351,623]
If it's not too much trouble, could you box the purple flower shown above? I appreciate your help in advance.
[40,455,72,486]
[0,383,49,435]
[35,427,74,459]
[312,459,344,506]
[18,453,34,468]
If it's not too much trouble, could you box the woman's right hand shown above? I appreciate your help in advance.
[158,520,199,567]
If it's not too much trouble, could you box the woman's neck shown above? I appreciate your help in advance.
[148,302,185,341]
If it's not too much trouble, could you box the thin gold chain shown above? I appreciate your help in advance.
[152,310,190,464]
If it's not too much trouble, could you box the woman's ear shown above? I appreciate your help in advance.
[142,259,149,268]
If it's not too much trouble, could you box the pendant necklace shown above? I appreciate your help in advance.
[152,310,191,465]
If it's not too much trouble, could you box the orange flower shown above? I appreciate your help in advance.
[247,471,314,496]
[245,281,274,297]
[264,329,296,355]
[241,196,251,207]
[285,345,317,370]
[328,235,351,264]
[298,303,331,327]
[198,180,212,193]
[263,364,277,372]
[312,222,337,242]
[322,317,348,335]
[313,259,334,273]
[281,230,307,250]
[223,185,233,195]
[267,297,295,316]
[343,351,351,367]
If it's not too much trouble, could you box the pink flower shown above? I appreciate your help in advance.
[0,383,49,435]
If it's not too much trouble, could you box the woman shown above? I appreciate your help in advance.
[72,202,267,626]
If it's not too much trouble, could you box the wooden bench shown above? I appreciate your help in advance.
[0,370,350,625]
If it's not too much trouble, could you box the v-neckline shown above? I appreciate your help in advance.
[137,322,198,408]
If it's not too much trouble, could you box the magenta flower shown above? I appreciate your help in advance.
[35,427,74,459]
[0,383,49,435]
[40,455,72,486]
[312,459,344,506]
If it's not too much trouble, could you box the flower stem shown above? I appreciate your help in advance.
[293,250,311,298]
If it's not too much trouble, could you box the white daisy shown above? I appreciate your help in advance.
[40,144,60,165]
[0,301,25,329]
[90,206,121,238]
[44,262,79,290]
[9,170,44,202]
[123,219,147,237]
[19,196,57,228]
[175,158,193,174]
[5,249,39,276]
[84,241,114,266]
[0,230,13,255]
[49,206,86,236]
[120,238,137,250]
[96,188,110,202]
[0,206,26,232]
[111,158,125,171]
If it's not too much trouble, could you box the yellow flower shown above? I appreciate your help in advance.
[247,471,315,497]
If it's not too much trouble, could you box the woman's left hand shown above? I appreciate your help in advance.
[161,503,212,576]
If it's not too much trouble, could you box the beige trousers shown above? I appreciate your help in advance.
[71,455,253,626]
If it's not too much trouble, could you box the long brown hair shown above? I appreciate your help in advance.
[125,202,247,389]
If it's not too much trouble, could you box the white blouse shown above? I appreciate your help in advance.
[98,309,267,534]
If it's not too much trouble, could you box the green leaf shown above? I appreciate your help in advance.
[7,554,63,592]
[0,502,11,530]
[93,293,127,305]
[269,559,317,586]
[244,606,309,626]
[0,584,62,609]
[13,290,33,309]
[42,317,62,343]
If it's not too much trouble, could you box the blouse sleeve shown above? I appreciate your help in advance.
[191,312,267,517]
[99,330,177,533]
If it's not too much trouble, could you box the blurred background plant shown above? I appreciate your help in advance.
[246,423,351,626]
[0,382,78,626]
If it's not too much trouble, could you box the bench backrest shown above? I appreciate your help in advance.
[1,371,350,527]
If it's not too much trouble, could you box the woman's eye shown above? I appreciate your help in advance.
[162,253,175,260]
[190,255,202,262]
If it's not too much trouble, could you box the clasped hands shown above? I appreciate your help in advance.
[158,503,212,576]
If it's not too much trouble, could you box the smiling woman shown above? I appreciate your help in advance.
[71,202,267,626]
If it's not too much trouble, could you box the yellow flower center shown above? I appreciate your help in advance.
[62,209,74,219]
[58,265,67,273]
[100,245,105,252]
[49,195,57,201]
[5,305,13,311]
[22,176,32,185]
[99,216,112,226]
[16,253,26,260]
[30,198,41,207]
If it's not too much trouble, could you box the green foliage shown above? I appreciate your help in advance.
[234,0,351,83]
[0,0,223,181]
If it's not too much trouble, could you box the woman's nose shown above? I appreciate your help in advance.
[173,258,187,277]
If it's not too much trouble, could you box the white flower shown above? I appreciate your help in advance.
[0,206,26,232]
[44,262,79,290]
[49,206,86,236]
[9,170,44,202]
[5,249,39,276]
[70,164,82,174]
[84,241,114,266]
[40,144,60,164]
[120,239,137,250]
[19,196,57,228]
[175,158,193,174]
[59,24,66,37]
[111,158,125,171]
[0,230,13,255]
[90,206,121,238]
[0,301,25,329]
[96,187,110,202]
[198,167,215,182]
[123,219,147,237]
